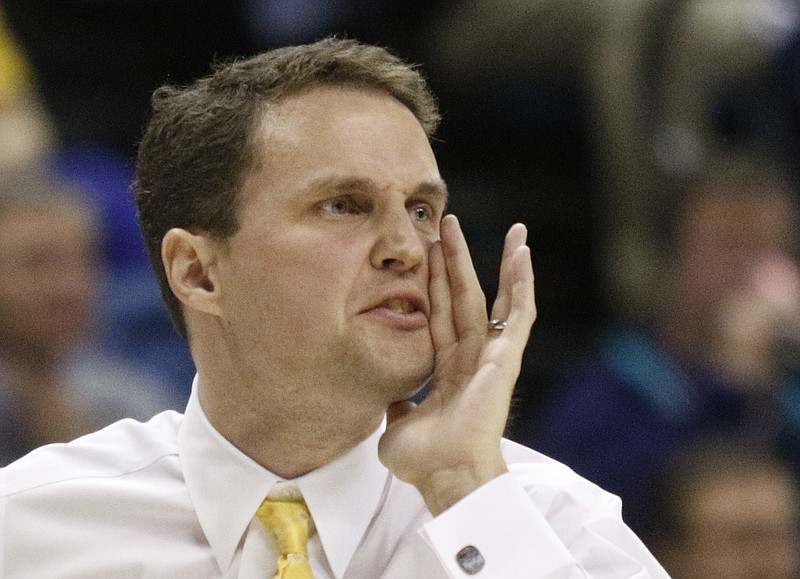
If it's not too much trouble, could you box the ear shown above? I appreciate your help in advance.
[162,228,223,318]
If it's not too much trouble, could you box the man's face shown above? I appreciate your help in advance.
[211,86,446,406]
[675,186,796,316]
[677,470,800,579]
[0,201,99,356]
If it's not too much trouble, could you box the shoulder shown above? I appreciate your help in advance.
[0,411,211,576]
[0,409,183,499]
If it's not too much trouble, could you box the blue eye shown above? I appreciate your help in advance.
[409,205,431,222]
[321,198,357,215]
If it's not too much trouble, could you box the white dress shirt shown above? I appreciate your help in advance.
[0,379,669,578]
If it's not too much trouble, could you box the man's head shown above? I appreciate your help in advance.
[134,38,441,340]
[0,169,100,359]
[665,155,798,314]
[135,39,448,424]
[654,154,800,361]
[652,442,800,579]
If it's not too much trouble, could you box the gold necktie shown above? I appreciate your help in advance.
[256,494,314,579]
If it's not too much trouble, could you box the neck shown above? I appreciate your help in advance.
[0,343,95,446]
[0,343,60,396]
[0,337,60,369]
[188,319,394,478]
[195,357,386,478]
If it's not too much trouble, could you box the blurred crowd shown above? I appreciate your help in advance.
[1,1,800,576]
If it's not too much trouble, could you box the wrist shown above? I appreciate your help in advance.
[418,459,508,516]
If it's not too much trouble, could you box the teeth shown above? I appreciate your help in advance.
[385,299,414,313]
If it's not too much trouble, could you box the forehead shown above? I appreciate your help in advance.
[245,85,440,184]
[242,86,444,212]
[0,201,94,251]
[683,186,798,249]
[687,469,797,521]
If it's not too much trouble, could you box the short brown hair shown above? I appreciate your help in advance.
[134,37,440,339]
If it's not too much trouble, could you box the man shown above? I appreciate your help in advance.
[0,38,667,577]
[652,441,800,579]
[0,168,174,466]
[527,154,800,535]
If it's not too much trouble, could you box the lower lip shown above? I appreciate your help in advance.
[363,307,428,330]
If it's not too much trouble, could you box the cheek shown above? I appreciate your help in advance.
[239,241,361,325]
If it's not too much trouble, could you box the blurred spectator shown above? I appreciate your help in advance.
[517,152,800,535]
[47,145,198,397]
[0,167,178,466]
[0,2,198,395]
[650,440,800,579]
[425,3,800,424]
[430,0,800,318]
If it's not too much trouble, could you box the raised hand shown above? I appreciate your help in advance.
[378,214,536,515]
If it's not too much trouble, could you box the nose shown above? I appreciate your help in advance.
[369,208,427,273]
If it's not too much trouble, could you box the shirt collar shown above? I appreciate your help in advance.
[294,422,390,578]
[179,376,390,578]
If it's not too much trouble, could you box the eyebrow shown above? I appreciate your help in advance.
[414,180,450,208]
[306,176,449,207]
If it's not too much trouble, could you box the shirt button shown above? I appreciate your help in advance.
[455,545,485,575]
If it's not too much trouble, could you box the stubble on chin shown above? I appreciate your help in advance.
[326,330,435,404]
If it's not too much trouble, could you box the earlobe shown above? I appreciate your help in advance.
[162,228,223,317]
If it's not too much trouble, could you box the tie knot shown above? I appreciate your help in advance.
[256,497,312,557]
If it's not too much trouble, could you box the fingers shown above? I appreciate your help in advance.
[482,244,536,368]
[490,223,529,322]
[505,244,537,343]
[433,216,535,346]
[428,240,456,351]
[439,215,487,339]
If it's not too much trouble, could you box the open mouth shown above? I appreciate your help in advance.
[382,298,417,314]
[363,294,429,329]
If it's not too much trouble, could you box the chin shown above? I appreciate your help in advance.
[384,362,434,401]
[340,333,434,395]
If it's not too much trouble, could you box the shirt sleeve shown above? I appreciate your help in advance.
[418,472,670,578]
